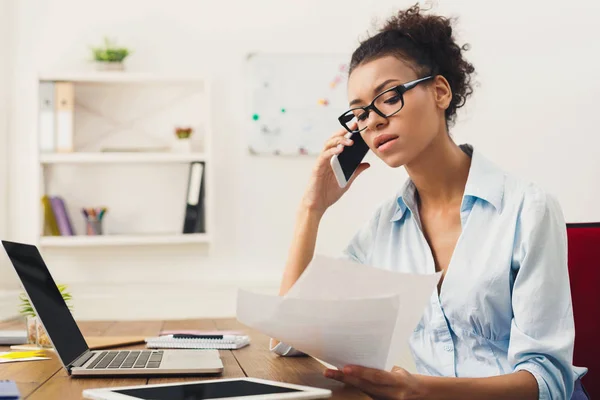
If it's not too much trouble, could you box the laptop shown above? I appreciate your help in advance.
[1,240,224,377]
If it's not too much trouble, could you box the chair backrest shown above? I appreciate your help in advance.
[566,223,600,398]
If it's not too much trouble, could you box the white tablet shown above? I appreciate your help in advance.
[82,377,332,400]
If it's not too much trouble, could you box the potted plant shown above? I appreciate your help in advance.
[19,284,73,348]
[172,127,194,153]
[91,37,131,71]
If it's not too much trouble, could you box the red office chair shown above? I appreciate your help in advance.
[566,223,600,399]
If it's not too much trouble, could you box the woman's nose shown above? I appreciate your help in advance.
[366,110,388,132]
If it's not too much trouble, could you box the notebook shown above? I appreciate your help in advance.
[0,380,20,399]
[145,334,250,350]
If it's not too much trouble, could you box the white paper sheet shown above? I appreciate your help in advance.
[0,352,50,364]
[236,255,440,371]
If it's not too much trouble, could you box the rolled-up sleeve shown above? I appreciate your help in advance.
[509,189,575,400]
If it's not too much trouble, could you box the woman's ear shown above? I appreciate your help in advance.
[433,75,452,112]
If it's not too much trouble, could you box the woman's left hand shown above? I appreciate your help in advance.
[324,365,427,400]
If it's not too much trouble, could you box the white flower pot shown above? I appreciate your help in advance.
[171,139,192,153]
[95,61,125,71]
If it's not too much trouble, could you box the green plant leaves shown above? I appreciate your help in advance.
[18,284,73,317]
[91,36,131,62]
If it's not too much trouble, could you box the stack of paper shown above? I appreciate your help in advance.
[236,255,440,371]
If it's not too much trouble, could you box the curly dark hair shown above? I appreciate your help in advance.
[349,3,475,126]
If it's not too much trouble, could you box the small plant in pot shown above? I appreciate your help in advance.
[19,284,73,348]
[172,127,194,153]
[91,37,131,71]
[175,127,193,139]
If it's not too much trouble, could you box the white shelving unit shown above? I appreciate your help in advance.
[39,233,211,247]
[40,152,209,164]
[39,72,207,84]
[36,71,213,248]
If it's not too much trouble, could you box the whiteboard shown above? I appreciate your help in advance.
[245,52,351,156]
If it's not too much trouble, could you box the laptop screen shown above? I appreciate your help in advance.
[2,241,88,368]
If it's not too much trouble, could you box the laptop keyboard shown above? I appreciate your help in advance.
[86,350,163,369]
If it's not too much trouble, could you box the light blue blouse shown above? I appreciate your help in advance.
[272,144,587,399]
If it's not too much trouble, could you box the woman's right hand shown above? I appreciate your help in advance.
[301,126,370,215]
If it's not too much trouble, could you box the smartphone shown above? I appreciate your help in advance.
[330,130,370,188]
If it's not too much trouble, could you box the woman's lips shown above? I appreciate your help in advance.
[377,137,399,153]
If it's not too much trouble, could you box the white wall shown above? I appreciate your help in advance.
[0,2,10,283]
[5,0,600,319]
[0,1,14,285]
[0,0,20,320]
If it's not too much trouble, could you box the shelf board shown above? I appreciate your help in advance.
[39,71,207,84]
[40,152,207,164]
[39,233,210,247]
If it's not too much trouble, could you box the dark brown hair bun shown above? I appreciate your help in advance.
[350,3,475,125]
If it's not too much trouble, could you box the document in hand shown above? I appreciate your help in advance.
[236,255,440,371]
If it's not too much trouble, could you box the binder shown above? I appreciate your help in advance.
[50,196,74,236]
[183,162,205,234]
[54,82,74,153]
[41,195,60,236]
[38,82,55,153]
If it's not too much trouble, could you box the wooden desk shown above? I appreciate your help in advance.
[0,318,369,399]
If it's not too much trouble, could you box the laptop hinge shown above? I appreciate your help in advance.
[69,349,94,371]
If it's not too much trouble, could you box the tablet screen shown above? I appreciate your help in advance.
[114,380,302,399]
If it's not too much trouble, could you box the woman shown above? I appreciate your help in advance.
[270,4,588,400]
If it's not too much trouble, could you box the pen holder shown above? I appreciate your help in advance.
[85,218,103,235]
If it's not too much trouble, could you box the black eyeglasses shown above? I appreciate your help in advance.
[338,75,434,133]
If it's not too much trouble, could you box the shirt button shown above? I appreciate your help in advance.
[444,345,453,352]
